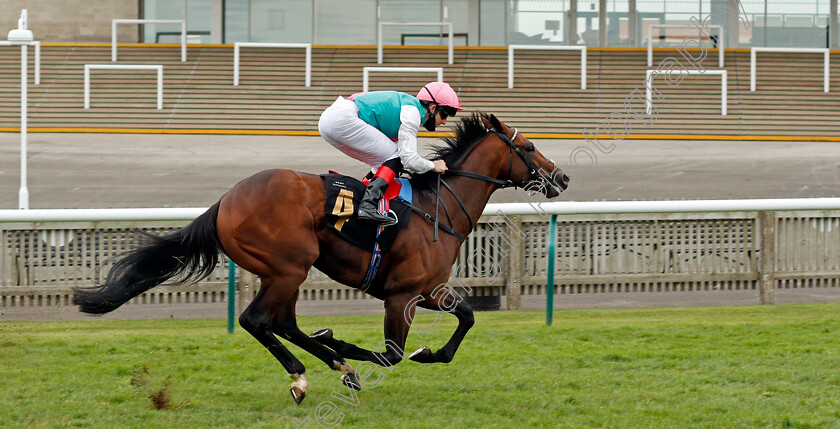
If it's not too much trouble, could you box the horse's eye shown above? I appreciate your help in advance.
[526,145,535,152]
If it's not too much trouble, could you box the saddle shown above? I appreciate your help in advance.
[321,173,412,253]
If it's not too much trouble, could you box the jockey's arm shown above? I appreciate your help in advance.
[397,105,436,174]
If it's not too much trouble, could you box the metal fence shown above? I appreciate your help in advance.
[2,202,840,314]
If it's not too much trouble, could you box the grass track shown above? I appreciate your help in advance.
[2,304,840,428]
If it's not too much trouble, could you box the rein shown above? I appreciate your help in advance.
[402,200,466,242]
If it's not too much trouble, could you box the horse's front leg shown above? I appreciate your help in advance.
[407,287,475,364]
[310,293,415,367]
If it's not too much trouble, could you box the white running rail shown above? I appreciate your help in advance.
[362,67,443,93]
[750,47,830,92]
[233,42,311,87]
[508,45,587,90]
[647,24,724,67]
[84,64,164,109]
[0,40,40,84]
[645,69,728,116]
[378,22,453,65]
[5,198,840,223]
[483,197,840,216]
[112,19,186,62]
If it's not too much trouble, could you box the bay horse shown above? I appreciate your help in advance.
[72,112,568,405]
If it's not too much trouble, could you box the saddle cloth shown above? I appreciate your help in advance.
[321,173,412,252]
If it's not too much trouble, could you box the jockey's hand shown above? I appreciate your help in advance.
[432,160,448,173]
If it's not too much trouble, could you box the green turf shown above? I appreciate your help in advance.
[2,304,840,428]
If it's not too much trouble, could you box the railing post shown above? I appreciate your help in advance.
[546,215,557,326]
[0,225,7,287]
[227,258,235,333]
[33,42,40,85]
[237,269,257,316]
[758,211,776,304]
[83,66,90,109]
[377,22,383,64]
[111,20,117,61]
[505,215,524,310]
[233,44,239,85]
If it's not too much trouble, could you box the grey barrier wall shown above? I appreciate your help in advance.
[2,211,840,313]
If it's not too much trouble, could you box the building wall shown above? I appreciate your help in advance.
[1,0,138,42]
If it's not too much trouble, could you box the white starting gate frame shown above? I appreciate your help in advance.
[232,42,312,87]
[84,64,164,110]
[507,45,587,90]
[750,47,830,93]
[0,40,40,84]
[362,67,443,93]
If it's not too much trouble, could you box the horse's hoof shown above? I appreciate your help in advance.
[289,373,308,405]
[290,387,306,405]
[341,373,361,391]
[409,346,433,363]
[310,328,333,342]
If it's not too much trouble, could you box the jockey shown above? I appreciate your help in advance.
[318,81,463,226]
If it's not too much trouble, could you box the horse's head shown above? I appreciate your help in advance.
[480,113,569,198]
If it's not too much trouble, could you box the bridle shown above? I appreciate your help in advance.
[447,128,553,189]
[404,128,566,242]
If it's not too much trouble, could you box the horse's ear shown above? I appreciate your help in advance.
[480,113,505,132]
[480,112,493,130]
[489,114,505,132]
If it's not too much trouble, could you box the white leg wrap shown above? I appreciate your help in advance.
[290,373,309,393]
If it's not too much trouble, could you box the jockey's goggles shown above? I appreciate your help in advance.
[438,105,457,119]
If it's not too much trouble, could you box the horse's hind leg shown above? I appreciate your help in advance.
[238,275,312,405]
[270,295,362,392]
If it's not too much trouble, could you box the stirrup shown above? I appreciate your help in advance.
[382,209,398,227]
[358,209,398,227]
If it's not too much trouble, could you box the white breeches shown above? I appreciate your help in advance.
[318,96,399,173]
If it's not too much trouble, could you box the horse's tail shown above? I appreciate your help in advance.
[72,202,224,315]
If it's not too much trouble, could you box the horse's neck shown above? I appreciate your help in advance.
[436,149,506,239]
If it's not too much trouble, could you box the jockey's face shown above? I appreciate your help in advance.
[432,104,448,126]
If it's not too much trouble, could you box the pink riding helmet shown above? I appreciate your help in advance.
[417,82,463,114]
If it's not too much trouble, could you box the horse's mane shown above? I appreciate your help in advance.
[409,112,489,190]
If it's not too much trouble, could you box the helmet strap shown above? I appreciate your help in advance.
[422,85,438,104]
